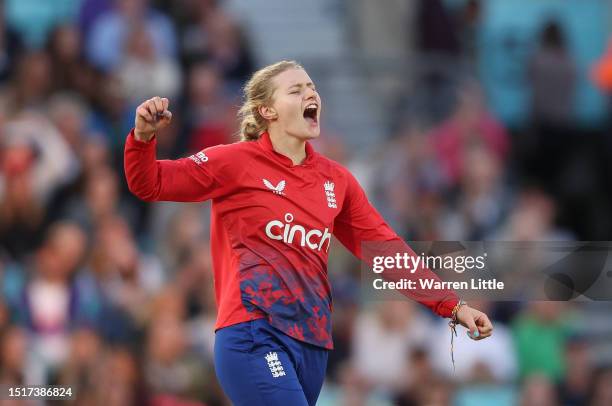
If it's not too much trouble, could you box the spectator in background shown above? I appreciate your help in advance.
[204,9,255,85]
[87,73,133,151]
[526,20,577,187]
[494,188,573,242]
[0,113,77,260]
[47,92,90,155]
[8,51,52,111]
[439,144,510,240]
[352,301,432,392]
[488,189,575,302]
[9,222,102,384]
[116,24,181,106]
[79,134,111,175]
[44,93,91,225]
[81,167,118,227]
[145,313,207,401]
[181,5,254,86]
[512,302,573,382]
[375,125,447,239]
[180,0,224,59]
[178,60,236,154]
[86,0,177,72]
[528,20,577,129]
[45,24,98,99]
[430,81,509,189]
[0,113,78,203]
[46,140,117,232]
[87,215,165,337]
[62,165,138,234]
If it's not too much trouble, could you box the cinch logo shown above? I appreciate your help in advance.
[265,213,331,252]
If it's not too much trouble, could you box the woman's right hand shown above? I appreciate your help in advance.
[134,96,173,142]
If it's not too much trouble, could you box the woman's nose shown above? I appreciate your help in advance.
[304,90,317,101]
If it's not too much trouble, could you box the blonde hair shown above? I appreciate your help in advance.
[238,60,303,141]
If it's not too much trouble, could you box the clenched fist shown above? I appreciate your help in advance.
[455,304,493,340]
[134,96,173,142]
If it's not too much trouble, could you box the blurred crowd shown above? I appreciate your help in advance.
[0,0,612,405]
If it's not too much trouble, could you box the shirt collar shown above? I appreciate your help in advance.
[257,131,316,168]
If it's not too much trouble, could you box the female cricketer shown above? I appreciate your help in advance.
[124,60,493,405]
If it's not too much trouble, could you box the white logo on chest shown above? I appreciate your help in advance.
[324,180,337,208]
[264,213,331,252]
[263,179,286,195]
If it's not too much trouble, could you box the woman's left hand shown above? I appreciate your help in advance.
[455,304,494,340]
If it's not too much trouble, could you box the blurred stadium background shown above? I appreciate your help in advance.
[1,0,612,404]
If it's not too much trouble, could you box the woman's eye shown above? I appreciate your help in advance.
[290,91,300,95]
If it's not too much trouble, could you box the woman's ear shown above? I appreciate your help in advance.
[259,105,278,121]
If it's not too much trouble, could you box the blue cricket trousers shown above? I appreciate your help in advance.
[214,318,329,405]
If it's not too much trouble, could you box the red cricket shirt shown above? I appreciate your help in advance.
[124,130,459,349]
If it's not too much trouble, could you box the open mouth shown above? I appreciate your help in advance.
[303,104,318,125]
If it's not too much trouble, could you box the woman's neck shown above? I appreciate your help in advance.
[268,128,307,165]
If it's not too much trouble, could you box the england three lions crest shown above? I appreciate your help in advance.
[324,180,337,209]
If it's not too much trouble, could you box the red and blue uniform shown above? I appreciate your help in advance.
[124,130,458,404]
